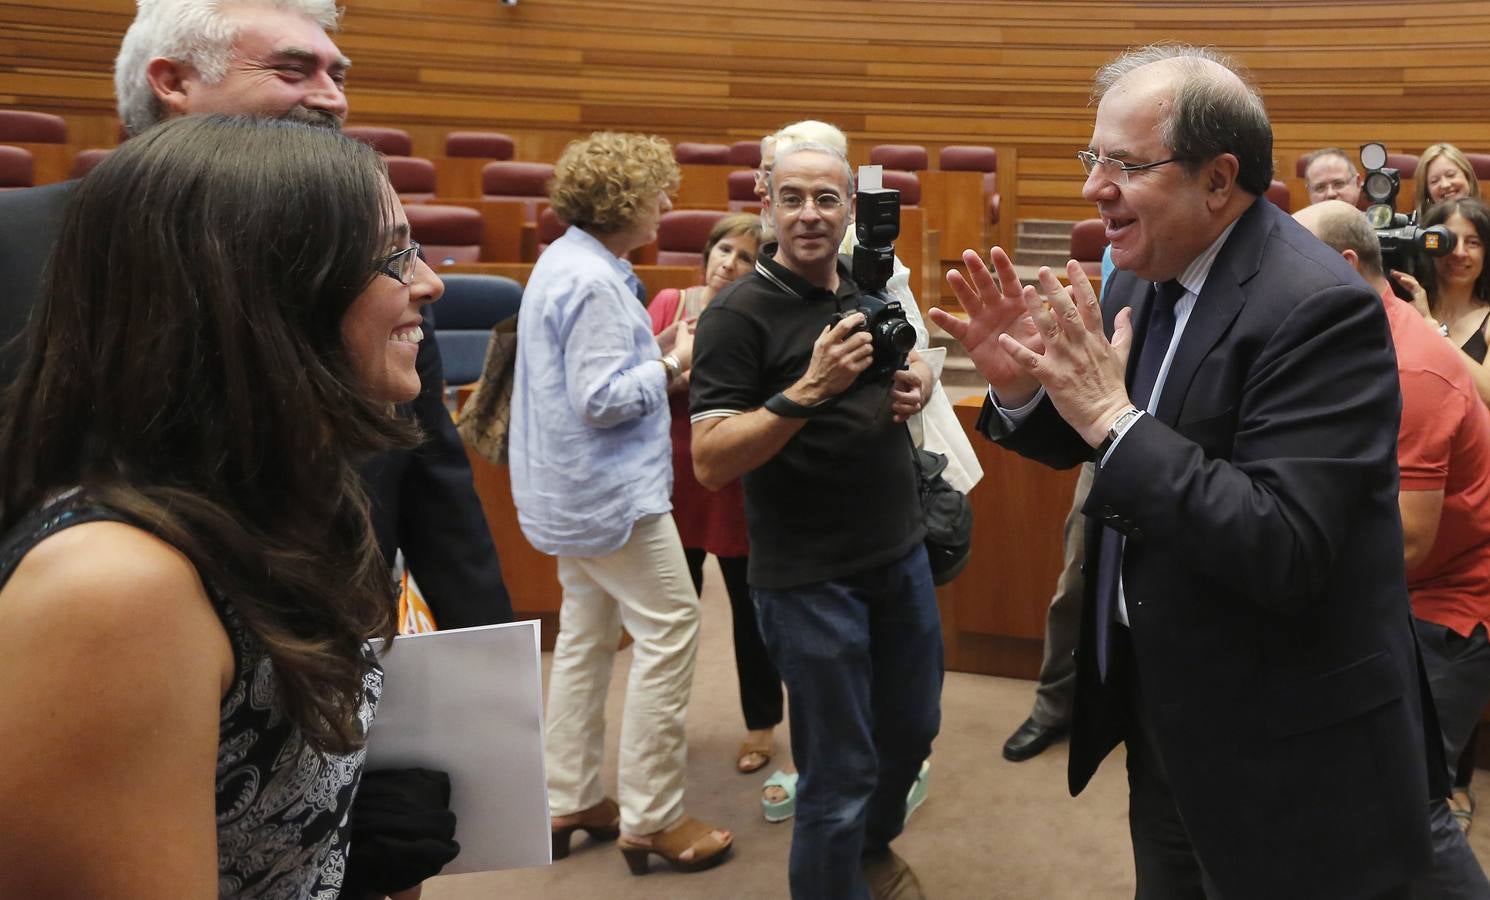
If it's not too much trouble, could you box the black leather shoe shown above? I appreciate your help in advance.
[1001,716,1068,762]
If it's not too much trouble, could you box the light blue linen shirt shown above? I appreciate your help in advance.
[508,226,672,557]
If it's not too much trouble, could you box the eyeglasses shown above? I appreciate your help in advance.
[377,241,422,285]
[1076,150,1183,185]
[773,192,846,214]
[1309,178,1355,195]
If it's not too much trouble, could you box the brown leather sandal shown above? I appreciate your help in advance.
[551,797,620,860]
[618,815,733,875]
[736,737,773,774]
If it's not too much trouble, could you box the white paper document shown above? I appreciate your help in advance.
[366,620,551,874]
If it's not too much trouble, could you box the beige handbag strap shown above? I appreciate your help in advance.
[671,287,696,325]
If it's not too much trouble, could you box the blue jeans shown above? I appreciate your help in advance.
[753,544,944,900]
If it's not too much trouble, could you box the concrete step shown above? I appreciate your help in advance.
[1018,218,1080,238]
[1014,248,1071,269]
[1016,233,1069,252]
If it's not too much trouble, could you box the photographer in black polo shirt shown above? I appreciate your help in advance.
[690,141,941,900]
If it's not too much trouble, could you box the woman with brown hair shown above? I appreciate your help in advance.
[0,115,441,898]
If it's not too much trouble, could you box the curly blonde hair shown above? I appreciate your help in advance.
[549,132,680,233]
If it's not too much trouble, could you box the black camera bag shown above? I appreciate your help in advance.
[913,446,972,585]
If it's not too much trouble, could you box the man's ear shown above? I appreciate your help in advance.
[144,57,196,118]
[1341,248,1363,274]
[1206,153,1241,208]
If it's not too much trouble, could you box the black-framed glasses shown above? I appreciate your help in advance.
[377,241,422,285]
[1076,150,1183,185]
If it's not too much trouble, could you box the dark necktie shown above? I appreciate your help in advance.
[1094,279,1184,680]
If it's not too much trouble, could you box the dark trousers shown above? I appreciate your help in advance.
[1119,629,1421,900]
[753,544,943,900]
[683,548,783,731]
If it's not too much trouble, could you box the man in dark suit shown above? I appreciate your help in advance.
[932,45,1442,898]
[0,0,510,630]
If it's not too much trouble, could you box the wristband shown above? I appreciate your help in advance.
[764,391,821,418]
[659,354,681,381]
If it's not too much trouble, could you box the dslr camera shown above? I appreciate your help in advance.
[1359,142,1456,274]
[830,165,917,382]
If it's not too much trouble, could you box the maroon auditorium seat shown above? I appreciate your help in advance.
[727,170,761,212]
[343,126,413,156]
[0,145,34,189]
[656,210,726,268]
[536,206,566,256]
[1386,152,1419,174]
[481,161,554,222]
[1463,153,1490,181]
[68,148,112,179]
[0,110,67,144]
[938,145,997,173]
[1264,179,1291,212]
[1069,218,1107,278]
[405,204,483,265]
[882,170,921,207]
[870,144,928,172]
[728,140,762,169]
[445,131,515,160]
[674,142,731,165]
[385,156,437,201]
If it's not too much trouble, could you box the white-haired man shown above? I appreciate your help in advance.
[0,0,512,633]
[693,140,939,900]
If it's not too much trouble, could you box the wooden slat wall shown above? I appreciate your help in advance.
[5,0,1490,222]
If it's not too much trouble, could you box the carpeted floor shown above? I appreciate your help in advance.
[422,558,1490,899]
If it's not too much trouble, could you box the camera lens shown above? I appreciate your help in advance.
[880,319,917,355]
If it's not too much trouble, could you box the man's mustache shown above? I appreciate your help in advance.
[281,106,343,130]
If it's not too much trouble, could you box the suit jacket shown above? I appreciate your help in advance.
[984,198,1437,899]
[0,182,512,629]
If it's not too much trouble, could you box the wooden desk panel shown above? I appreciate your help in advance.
[414,197,528,263]
[431,156,490,200]
[440,262,700,299]
[936,397,1078,678]
[917,170,985,259]
[676,163,735,209]
[463,448,561,649]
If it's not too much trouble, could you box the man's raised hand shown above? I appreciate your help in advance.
[929,247,1043,406]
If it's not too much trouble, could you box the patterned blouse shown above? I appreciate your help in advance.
[0,493,380,899]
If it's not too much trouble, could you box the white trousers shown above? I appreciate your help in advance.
[546,513,700,834]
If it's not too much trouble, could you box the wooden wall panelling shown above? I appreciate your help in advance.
[14,1,1490,236]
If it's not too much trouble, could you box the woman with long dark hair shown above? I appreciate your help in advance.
[0,115,441,898]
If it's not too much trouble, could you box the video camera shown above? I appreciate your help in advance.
[1359,142,1456,273]
[832,165,916,381]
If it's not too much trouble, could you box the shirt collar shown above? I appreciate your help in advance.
[565,225,643,295]
[1172,219,1240,299]
[754,242,859,302]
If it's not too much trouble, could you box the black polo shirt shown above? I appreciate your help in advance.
[689,247,924,589]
